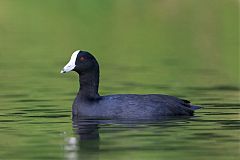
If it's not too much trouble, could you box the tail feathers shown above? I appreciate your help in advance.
[190,105,202,110]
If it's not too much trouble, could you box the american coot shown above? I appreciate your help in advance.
[61,50,201,119]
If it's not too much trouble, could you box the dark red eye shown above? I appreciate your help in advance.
[80,56,85,61]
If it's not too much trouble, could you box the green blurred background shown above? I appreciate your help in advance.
[0,0,239,94]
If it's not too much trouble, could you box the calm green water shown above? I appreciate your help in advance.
[0,0,239,160]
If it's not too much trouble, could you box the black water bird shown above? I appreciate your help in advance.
[61,50,201,119]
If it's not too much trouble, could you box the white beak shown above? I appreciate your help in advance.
[60,62,75,73]
[60,50,80,73]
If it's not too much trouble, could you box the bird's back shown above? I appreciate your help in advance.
[73,94,198,119]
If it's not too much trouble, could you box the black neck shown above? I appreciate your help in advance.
[78,69,100,100]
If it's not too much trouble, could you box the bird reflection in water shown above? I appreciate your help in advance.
[64,117,100,160]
